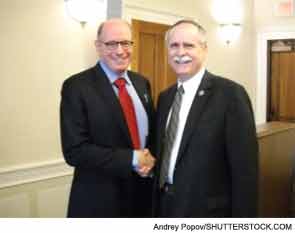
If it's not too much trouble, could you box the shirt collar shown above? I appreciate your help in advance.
[177,67,205,93]
[99,61,131,85]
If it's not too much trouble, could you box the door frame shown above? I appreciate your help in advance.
[256,30,295,124]
[122,3,185,73]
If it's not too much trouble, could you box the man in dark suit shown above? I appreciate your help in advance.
[60,19,155,217]
[153,20,258,217]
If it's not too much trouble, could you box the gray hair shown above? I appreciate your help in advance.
[165,19,207,45]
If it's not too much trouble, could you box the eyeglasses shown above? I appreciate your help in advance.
[101,40,134,50]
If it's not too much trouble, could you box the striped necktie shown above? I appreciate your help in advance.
[159,85,184,188]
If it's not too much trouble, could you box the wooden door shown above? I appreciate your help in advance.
[131,19,177,105]
[270,51,295,122]
[269,40,295,122]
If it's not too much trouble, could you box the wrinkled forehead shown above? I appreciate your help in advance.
[168,23,204,44]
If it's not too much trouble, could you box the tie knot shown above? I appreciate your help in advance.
[114,78,126,89]
[178,85,184,95]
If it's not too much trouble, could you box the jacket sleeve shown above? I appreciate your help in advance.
[225,84,258,217]
[60,78,133,179]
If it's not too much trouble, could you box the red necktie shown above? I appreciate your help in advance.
[114,78,141,149]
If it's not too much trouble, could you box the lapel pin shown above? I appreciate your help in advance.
[198,90,205,96]
[144,93,149,103]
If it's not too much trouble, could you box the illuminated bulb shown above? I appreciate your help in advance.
[65,0,107,24]
[212,0,243,24]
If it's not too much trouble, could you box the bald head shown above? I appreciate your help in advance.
[97,19,132,40]
[94,18,133,75]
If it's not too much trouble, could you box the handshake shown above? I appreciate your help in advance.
[135,149,156,177]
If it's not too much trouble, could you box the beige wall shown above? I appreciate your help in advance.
[0,0,259,217]
[254,0,295,31]
[124,0,257,110]
[0,0,100,169]
[0,0,99,217]
[124,0,199,18]
[194,0,256,109]
[254,0,295,123]
[0,0,257,171]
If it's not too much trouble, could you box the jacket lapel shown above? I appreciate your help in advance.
[92,64,133,147]
[158,85,178,154]
[128,72,151,117]
[176,71,213,163]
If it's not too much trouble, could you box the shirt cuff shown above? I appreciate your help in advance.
[132,150,139,171]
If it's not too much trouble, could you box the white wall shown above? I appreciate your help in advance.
[0,176,72,217]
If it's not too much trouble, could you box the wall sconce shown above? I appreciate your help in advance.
[64,0,107,25]
[219,23,242,45]
[212,0,243,44]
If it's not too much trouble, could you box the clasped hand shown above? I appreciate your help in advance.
[135,149,156,177]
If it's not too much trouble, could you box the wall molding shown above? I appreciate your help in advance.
[123,3,186,25]
[0,159,73,189]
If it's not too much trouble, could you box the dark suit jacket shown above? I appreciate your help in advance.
[60,63,154,217]
[153,71,258,217]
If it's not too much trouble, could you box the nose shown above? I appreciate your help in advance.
[175,44,186,56]
[115,43,124,54]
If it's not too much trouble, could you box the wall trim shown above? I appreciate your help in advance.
[123,3,186,25]
[0,159,73,189]
[256,29,295,124]
[124,3,186,19]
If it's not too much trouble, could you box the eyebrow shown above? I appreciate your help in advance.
[169,42,195,46]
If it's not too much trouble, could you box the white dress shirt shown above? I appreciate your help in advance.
[166,67,205,184]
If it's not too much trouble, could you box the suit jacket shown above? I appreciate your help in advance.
[60,63,154,217]
[153,71,258,217]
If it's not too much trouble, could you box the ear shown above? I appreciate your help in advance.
[94,39,99,47]
[94,40,100,52]
[201,43,208,55]
[201,41,207,49]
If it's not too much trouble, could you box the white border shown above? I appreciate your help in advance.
[0,159,73,189]
[256,28,295,124]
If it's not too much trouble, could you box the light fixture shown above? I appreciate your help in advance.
[64,0,107,25]
[219,23,242,45]
[212,0,243,44]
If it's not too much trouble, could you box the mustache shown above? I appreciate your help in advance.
[173,56,192,64]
